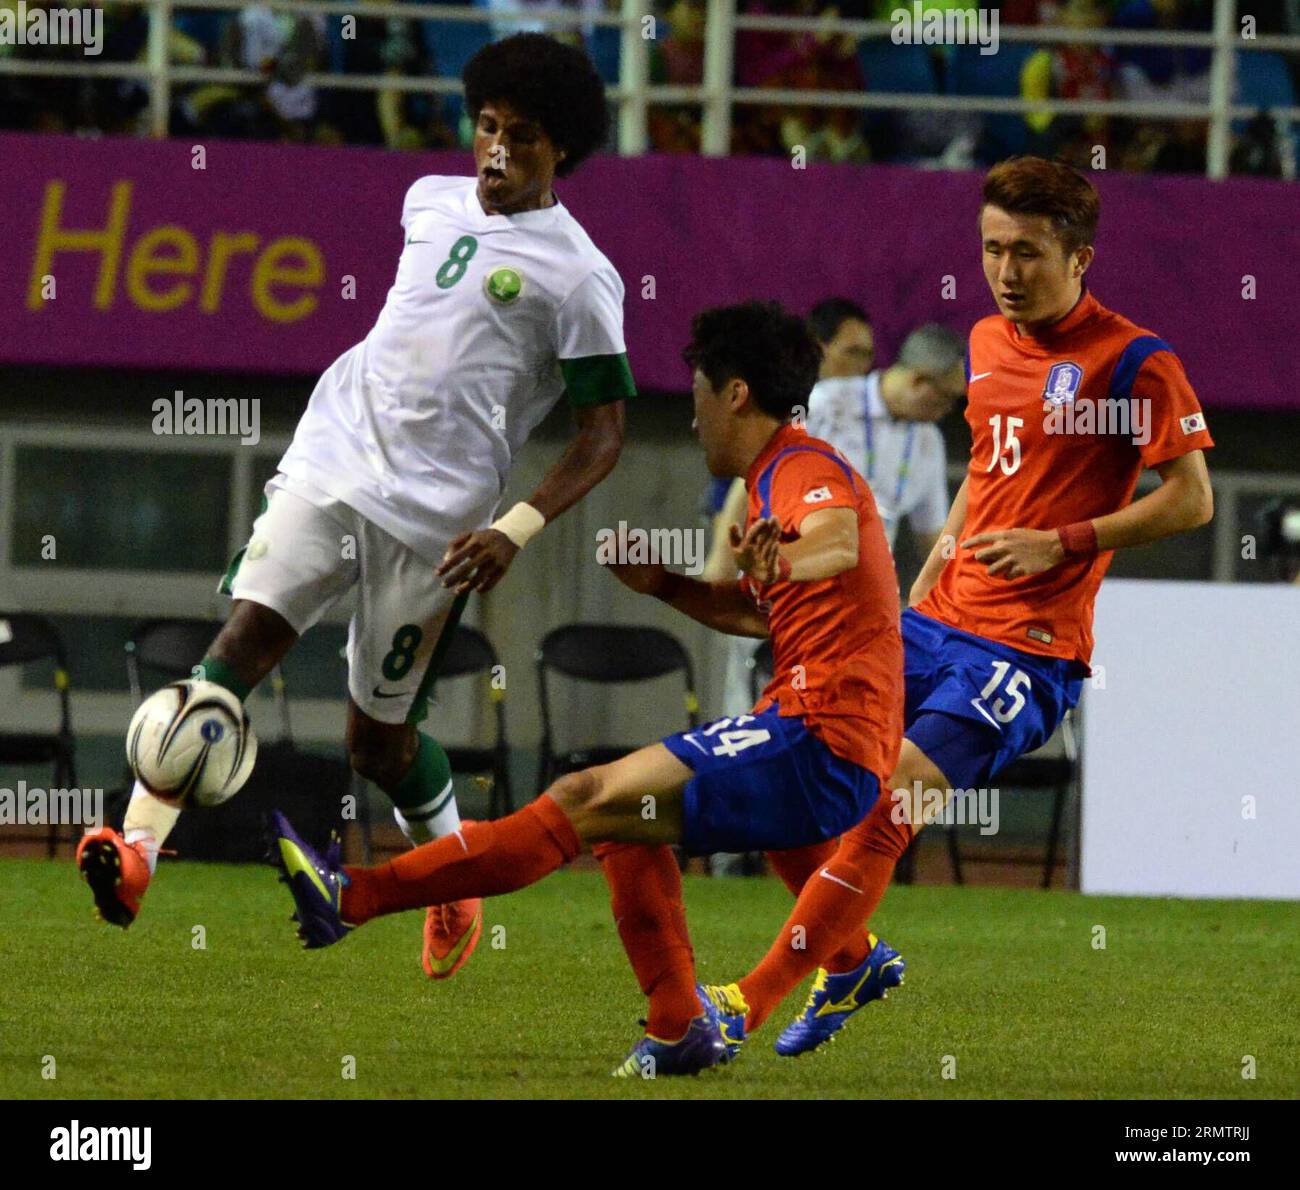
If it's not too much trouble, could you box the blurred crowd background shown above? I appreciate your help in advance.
[4,0,1299,178]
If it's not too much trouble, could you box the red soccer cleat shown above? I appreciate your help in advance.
[421,898,483,980]
[76,827,151,928]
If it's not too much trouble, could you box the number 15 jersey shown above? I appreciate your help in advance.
[917,287,1213,667]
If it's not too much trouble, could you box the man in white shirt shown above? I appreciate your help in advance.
[805,322,965,557]
[79,34,634,985]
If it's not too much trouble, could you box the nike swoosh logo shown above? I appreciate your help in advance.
[817,867,863,894]
[372,686,404,699]
[427,907,482,975]
[405,238,432,246]
[969,371,993,382]
[969,696,1001,730]
[279,839,331,904]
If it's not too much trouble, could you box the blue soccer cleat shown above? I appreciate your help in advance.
[774,933,905,1057]
[612,1014,727,1078]
[698,982,748,1062]
[271,810,352,949]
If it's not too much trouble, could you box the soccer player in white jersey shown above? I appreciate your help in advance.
[76,34,636,981]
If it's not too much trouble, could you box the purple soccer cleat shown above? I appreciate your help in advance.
[270,810,352,949]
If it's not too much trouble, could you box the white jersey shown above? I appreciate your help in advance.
[805,371,948,550]
[278,175,635,563]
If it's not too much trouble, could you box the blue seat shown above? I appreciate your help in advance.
[325,17,348,74]
[857,40,937,95]
[174,11,227,59]
[946,41,1035,98]
[1235,50,1299,166]
[588,25,621,84]
[948,41,1037,160]
[423,15,494,130]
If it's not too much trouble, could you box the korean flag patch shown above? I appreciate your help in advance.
[1043,361,1083,406]
[803,485,833,504]
[1179,412,1207,435]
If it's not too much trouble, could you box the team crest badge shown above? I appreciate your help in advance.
[1043,361,1083,406]
[485,267,524,305]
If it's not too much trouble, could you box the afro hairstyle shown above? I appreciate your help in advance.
[463,33,610,177]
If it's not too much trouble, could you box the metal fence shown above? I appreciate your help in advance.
[2,0,1299,177]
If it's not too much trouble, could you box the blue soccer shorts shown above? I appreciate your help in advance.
[900,607,1086,790]
[661,706,881,856]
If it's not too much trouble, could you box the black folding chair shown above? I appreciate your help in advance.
[125,617,352,862]
[434,625,514,819]
[127,618,292,741]
[535,623,700,794]
[0,612,78,857]
[943,712,1080,889]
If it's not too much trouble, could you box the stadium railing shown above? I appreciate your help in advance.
[2,0,1298,179]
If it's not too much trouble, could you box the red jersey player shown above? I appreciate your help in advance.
[702,155,1215,1057]
[269,301,906,1078]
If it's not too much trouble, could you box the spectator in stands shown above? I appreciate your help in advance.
[648,0,705,153]
[482,0,601,46]
[0,1,79,132]
[1021,0,1116,169]
[779,4,869,163]
[1113,0,1212,102]
[323,5,455,149]
[219,1,327,142]
[805,320,962,560]
[731,0,821,154]
[1110,0,1214,174]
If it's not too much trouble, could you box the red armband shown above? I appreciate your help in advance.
[1057,520,1098,558]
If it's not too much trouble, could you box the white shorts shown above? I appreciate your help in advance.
[219,475,468,725]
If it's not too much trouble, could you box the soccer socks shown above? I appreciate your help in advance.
[122,782,180,875]
[739,793,913,1032]
[765,841,872,975]
[341,794,581,925]
[123,653,248,873]
[595,843,700,1042]
[390,734,461,844]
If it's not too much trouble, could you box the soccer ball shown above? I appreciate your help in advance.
[126,680,257,807]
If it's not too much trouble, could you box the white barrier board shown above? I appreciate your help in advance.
[1082,580,1300,899]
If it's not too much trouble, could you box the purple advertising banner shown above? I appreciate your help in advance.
[2,131,1295,410]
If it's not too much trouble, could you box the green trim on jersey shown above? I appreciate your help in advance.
[560,353,637,408]
[218,493,270,596]
[406,590,472,726]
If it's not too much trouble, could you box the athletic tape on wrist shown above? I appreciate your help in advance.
[490,502,545,549]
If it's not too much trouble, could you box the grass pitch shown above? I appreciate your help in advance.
[2,857,1297,1099]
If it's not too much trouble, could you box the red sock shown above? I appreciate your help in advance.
[594,842,700,1041]
[765,841,871,975]
[341,795,581,925]
[740,792,911,1031]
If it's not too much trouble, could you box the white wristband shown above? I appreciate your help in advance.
[490,502,546,549]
